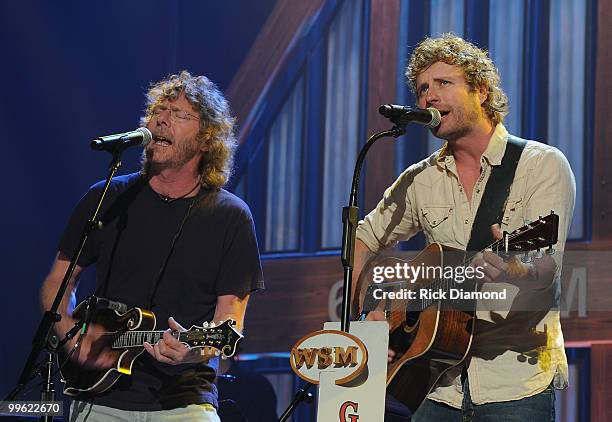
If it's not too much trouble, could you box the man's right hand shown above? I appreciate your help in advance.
[41,254,114,370]
[64,320,116,370]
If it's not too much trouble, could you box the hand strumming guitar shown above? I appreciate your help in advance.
[64,319,116,370]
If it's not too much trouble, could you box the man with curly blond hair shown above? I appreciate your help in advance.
[355,34,575,421]
[41,71,263,421]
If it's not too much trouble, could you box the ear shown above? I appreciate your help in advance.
[477,85,489,105]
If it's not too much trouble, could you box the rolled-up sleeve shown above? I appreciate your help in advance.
[356,162,425,253]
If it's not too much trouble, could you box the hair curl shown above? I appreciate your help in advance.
[405,33,508,125]
[140,70,237,189]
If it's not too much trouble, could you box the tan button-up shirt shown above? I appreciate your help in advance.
[356,123,576,407]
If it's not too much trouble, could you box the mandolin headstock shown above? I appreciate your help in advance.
[182,319,243,359]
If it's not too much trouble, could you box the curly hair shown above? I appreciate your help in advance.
[140,70,237,189]
[405,33,508,125]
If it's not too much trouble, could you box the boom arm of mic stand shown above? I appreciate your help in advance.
[5,151,125,401]
[339,125,405,333]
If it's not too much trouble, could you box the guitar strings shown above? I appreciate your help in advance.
[411,218,548,312]
[376,220,549,312]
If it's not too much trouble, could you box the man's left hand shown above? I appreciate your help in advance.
[475,224,531,283]
[143,317,220,365]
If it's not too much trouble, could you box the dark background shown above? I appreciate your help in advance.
[0,1,276,398]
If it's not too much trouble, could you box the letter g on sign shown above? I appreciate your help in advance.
[339,401,359,422]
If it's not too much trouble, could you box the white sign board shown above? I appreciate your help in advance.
[316,321,388,421]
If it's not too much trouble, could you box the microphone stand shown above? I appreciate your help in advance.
[279,123,406,422]
[339,125,405,332]
[5,146,129,421]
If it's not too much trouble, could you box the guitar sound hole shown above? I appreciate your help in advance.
[389,328,411,355]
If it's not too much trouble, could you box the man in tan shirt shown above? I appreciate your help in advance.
[355,34,575,421]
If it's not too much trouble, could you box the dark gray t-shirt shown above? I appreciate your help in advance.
[59,172,264,410]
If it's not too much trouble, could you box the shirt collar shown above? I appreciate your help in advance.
[435,123,509,168]
[482,123,508,166]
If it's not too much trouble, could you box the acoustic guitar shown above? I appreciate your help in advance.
[354,212,559,413]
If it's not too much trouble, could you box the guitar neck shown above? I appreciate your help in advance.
[111,330,184,349]
[105,318,242,357]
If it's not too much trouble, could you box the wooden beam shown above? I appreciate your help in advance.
[592,0,612,241]
[591,344,612,420]
[244,254,612,353]
[562,313,612,343]
[558,250,612,342]
[364,0,401,212]
[226,0,326,141]
[243,256,342,353]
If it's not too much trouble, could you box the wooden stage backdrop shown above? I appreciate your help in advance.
[229,0,612,419]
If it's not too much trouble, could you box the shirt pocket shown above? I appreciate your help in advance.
[502,198,525,229]
[421,205,454,232]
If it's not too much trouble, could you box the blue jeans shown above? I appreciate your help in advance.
[69,401,221,422]
[411,378,556,422]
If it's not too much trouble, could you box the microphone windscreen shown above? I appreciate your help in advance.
[136,127,153,145]
[427,108,442,128]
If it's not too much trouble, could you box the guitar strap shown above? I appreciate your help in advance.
[465,136,527,254]
[147,195,199,309]
[460,136,527,384]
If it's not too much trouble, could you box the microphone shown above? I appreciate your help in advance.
[90,127,152,152]
[378,105,441,128]
[94,297,129,314]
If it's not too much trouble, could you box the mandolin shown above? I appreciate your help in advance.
[58,297,243,397]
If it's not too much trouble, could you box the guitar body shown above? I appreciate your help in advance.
[385,243,475,412]
[386,304,474,412]
[59,303,156,397]
[356,243,475,413]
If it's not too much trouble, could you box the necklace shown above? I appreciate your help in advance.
[156,182,200,203]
